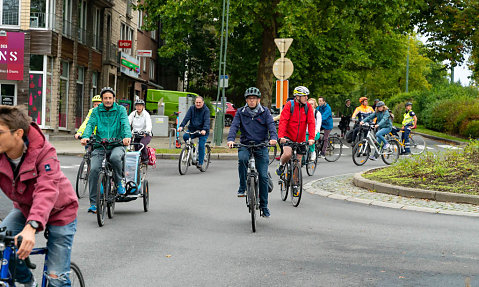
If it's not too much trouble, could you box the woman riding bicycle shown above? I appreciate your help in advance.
[360,101,393,160]
[128,99,152,164]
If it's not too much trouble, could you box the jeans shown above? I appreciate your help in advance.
[89,146,125,206]
[402,125,413,152]
[0,208,77,287]
[237,146,269,208]
[376,127,392,147]
[183,132,208,165]
[133,135,152,162]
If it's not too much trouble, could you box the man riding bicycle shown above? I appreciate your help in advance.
[74,95,102,139]
[177,96,210,169]
[80,87,132,213]
[317,96,333,157]
[0,105,78,287]
[276,86,315,179]
[128,99,152,163]
[227,87,277,218]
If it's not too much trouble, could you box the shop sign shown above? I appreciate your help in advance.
[1,96,14,105]
[120,52,139,79]
[118,40,132,49]
[137,50,152,57]
[0,32,24,81]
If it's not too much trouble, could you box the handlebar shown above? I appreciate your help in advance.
[0,228,20,247]
[232,142,275,149]
[183,130,202,135]
[281,140,309,147]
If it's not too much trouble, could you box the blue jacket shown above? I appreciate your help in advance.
[317,103,333,130]
[180,105,210,132]
[363,109,392,129]
[227,105,278,144]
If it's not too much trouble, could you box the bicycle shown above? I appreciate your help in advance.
[387,127,426,155]
[178,131,212,175]
[0,228,85,286]
[75,136,94,199]
[352,123,400,166]
[315,131,343,162]
[278,141,309,207]
[233,142,273,232]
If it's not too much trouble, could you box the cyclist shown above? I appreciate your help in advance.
[350,97,375,143]
[74,95,102,139]
[0,105,78,287]
[401,102,418,155]
[307,98,322,160]
[276,86,315,182]
[371,98,380,110]
[128,99,152,163]
[177,96,210,169]
[317,96,333,157]
[338,99,353,138]
[227,87,277,217]
[80,87,132,213]
[360,101,392,160]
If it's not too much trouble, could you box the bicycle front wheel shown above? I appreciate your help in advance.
[290,161,303,207]
[75,159,89,198]
[107,178,116,219]
[352,140,370,166]
[325,136,343,162]
[142,180,149,212]
[382,140,400,165]
[200,145,211,172]
[178,147,190,175]
[247,177,257,232]
[305,151,318,176]
[280,162,290,201]
[70,262,86,287]
[96,172,108,227]
[410,134,426,155]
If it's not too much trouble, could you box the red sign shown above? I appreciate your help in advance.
[118,40,132,49]
[0,32,24,81]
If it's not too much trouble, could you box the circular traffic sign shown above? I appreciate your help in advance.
[273,58,294,80]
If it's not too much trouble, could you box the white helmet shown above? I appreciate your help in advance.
[293,86,310,97]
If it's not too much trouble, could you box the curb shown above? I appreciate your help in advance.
[353,169,479,205]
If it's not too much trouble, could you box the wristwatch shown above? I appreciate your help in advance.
[27,220,39,230]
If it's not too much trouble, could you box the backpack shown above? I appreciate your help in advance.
[289,100,309,116]
[147,146,157,167]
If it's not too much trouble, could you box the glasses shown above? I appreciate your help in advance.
[0,129,16,135]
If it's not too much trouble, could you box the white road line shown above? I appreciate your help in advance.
[436,145,462,150]
[61,164,80,169]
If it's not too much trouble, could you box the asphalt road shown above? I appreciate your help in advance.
[1,136,477,286]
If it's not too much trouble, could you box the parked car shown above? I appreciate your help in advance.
[212,101,237,126]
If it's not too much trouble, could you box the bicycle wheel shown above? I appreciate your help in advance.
[75,159,89,199]
[143,180,149,212]
[178,147,190,175]
[96,172,107,227]
[280,162,290,201]
[200,145,211,172]
[410,134,426,155]
[325,136,343,162]
[70,261,86,287]
[247,176,257,232]
[382,140,400,165]
[305,151,318,176]
[352,140,370,166]
[290,161,303,207]
[107,178,116,219]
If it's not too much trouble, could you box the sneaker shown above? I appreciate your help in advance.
[237,190,246,197]
[276,164,285,176]
[196,163,202,169]
[369,155,377,161]
[87,205,97,214]
[319,152,326,158]
[292,186,300,197]
[311,151,316,161]
[261,207,271,218]
[22,277,38,287]
[383,144,390,151]
[117,182,126,195]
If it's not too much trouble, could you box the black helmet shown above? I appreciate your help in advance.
[100,87,116,98]
[244,87,261,98]
[135,99,145,106]
[405,101,413,106]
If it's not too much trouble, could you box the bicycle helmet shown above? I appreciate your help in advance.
[376,101,385,107]
[135,99,145,106]
[293,86,310,96]
[359,97,368,103]
[405,101,413,106]
[244,87,261,98]
[345,99,351,103]
[100,86,116,98]
[92,95,102,102]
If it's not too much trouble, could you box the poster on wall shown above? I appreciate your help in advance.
[29,74,43,124]
[1,96,14,105]
[0,32,24,81]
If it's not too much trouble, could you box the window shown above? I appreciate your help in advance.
[59,61,69,128]
[77,0,87,44]
[93,7,101,50]
[1,0,19,26]
[151,30,156,40]
[149,59,155,79]
[136,55,141,72]
[120,22,134,56]
[142,57,146,72]
[30,55,44,72]
[30,0,46,28]
[75,66,84,128]
[137,10,142,30]
[91,72,98,106]
[28,55,52,127]
[63,0,72,37]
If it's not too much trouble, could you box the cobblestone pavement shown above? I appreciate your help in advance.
[305,174,479,217]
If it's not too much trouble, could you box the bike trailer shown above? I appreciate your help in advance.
[124,151,141,186]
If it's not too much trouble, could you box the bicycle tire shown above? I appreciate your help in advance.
[178,147,190,175]
[280,162,290,201]
[70,261,86,287]
[324,136,343,162]
[382,140,400,165]
[410,134,426,155]
[352,140,370,166]
[75,159,89,199]
[200,145,211,172]
[143,180,149,212]
[305,150,318,176]
[247,176,256,232]
[96,172,107,227]
[290,161,302,207]
[107,177,115,219]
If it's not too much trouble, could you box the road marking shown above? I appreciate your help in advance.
[61,164,80,169]
[436,145,462,150]
[426,146,435,150]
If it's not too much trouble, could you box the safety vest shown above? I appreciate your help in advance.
[402,111,414,126]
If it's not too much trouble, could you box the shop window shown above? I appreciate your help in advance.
[1,0,19,26]
[30,55,44,72]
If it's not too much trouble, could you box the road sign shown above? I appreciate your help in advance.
[220,75,229,88]
[137,50,152,57]
[118,40,132,49]
[273,58,294,80]
[275,80,289,109]
[274,38,293,55]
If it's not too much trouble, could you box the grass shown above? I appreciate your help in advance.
[363,140,479,194]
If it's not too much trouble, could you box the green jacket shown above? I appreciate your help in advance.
[82,103,132,150]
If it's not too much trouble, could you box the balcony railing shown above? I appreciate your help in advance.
[30,12,47,28]
[92,34,103,52]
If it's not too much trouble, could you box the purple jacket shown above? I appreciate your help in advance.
[0,123,78,231]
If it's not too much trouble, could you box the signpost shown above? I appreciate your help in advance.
[273,38,294,112]
[219,75,229,88]
[137,50,152,57]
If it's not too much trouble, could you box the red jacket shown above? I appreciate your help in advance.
[278,100,316,142]
[0,123,78,231]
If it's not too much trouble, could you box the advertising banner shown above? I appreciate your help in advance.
[0,32,24,81]
[120,52,139,79]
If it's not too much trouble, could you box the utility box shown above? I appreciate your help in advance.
[151,115,169,137]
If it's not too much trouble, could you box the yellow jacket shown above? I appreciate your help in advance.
[75,108,97,136]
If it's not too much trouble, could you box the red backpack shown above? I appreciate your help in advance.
[147,146,157,167]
